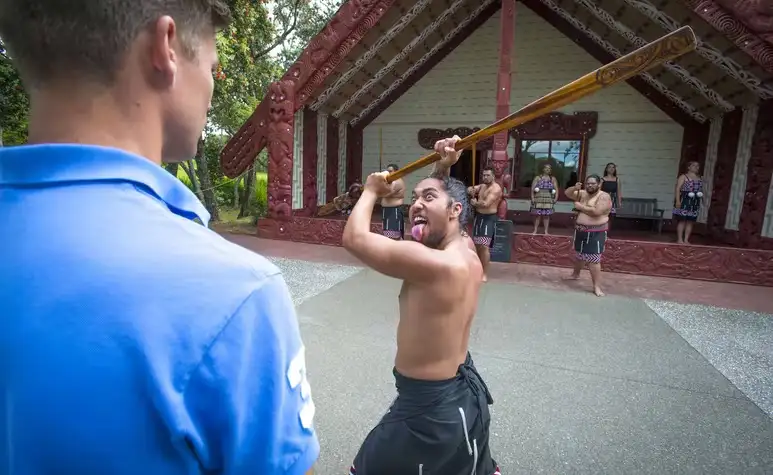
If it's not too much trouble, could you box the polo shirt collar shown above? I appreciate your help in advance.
[0,144,210,225]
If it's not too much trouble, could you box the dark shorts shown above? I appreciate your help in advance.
[350,354,500,475]
[574,223,608,263]
[381,206,404,240]
[472,213,497,248]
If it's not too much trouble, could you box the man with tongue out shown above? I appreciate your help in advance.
[342,136,500,475]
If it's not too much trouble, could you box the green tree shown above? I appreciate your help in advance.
[274,0,344,70]
[0,38,30,146]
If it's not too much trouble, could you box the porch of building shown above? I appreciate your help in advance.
[255,209,773,287]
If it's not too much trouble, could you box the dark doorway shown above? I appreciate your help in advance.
[449,150,484,186]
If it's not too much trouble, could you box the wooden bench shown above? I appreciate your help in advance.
[615,197,666,234]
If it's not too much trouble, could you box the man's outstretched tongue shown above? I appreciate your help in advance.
[411,223,425,242]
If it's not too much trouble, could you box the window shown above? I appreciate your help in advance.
[507,111,597,200]
[511,139,583,200]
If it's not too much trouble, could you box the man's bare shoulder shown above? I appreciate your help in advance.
[443,239,482,276]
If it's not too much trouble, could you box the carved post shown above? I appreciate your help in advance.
[493,0,516,219]
[266,80,296,220]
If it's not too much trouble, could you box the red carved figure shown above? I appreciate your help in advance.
[267,80,295,220]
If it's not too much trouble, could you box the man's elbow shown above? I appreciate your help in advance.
[342,229,358,251]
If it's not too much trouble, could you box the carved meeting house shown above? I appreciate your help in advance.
[220,0,773,286]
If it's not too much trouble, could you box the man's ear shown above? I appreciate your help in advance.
[450,201,462,220]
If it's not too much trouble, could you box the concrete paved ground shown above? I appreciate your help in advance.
[268,257,773,474]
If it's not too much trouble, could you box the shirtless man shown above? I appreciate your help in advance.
[565,174,612,297]
[342,136,500,475]
[379,163,406,240]
[467,167,503,282]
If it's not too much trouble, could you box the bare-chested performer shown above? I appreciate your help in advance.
[565,174,612,297]
[467,167,503,282]
[379,163,406,240]
[342,136,500,475]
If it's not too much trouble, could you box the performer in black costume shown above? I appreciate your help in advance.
[600,162,622,217]
[342,136,500,475]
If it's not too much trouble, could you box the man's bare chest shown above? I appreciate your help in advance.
[479,185,495,200]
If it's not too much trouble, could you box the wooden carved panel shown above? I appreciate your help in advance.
[707,108,743,242]
[509,111,599,140]
[326,119,340,202]
[738,99,773,247]
[683,0,773,74]
[417,127,498,151]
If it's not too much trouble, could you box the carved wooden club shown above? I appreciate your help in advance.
[317,25,697,216]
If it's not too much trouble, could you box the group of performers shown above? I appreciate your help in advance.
[374,149,705,298]
[338,139,708,474]
[529,162,622,235]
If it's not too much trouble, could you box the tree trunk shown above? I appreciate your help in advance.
[233,175,241,208]
[195,137,220,222]
[164,162,179,177]
[0,126,4,147]
[238,165,256,218]
[181,159,204,201]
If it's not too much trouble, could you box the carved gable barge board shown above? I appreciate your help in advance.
[286,0,398,107]
[356,1,501,129]
[620,0,773,100]
[682,0,773,75]
[220,0,395,177]
[572,0,734,112]
[220,101,269,178]
[521,0,698,128]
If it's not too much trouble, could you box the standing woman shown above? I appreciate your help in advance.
[601,163,622,219]
[530,163,559,234]
[672,161,704,244]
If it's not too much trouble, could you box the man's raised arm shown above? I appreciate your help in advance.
[430,135,461,176]
[565,182,583,201]
[342,173,449,282]
[576,192,612,217]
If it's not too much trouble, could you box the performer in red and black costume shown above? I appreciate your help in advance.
[565,174,612,297]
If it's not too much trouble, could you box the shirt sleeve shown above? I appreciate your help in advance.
[182,273,319,474]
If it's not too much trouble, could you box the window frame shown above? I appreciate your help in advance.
[510,138,588,201]
[507,111,598,201]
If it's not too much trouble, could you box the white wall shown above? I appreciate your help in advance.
[363,6,683,208]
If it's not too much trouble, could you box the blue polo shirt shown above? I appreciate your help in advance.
[0,144,319,474]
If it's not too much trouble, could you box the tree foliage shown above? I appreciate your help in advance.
[2,1,345,221]
[0,38,30,146]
